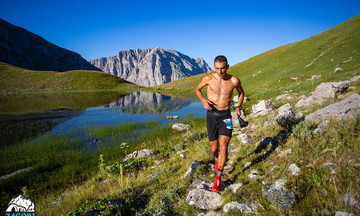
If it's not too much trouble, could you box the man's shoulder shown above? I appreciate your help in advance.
[230,75,240,84]
[202,73,215,82]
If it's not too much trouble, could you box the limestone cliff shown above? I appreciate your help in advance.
[89,47,211,87]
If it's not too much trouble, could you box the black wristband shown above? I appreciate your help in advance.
[236,106,242,110]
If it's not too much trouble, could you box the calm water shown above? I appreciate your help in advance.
[49,91,205,133]
[0,91,205,147]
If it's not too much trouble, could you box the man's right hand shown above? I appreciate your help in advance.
[203,100,216,110]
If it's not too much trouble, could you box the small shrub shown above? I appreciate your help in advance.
[146,182,185,215]
[106,158,147,175]
[99,154,106,177]
[65,198,121,216]
[292,120,313,140]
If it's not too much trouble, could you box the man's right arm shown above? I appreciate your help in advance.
[195,75,214,110]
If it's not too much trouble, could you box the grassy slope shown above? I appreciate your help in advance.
[0,62,138,93]
[158,14,360,107]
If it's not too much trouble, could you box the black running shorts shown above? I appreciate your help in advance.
[206,109,233,141]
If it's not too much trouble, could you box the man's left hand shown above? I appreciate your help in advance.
[235,108,241,118]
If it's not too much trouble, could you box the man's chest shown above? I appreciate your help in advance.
[207,80,234,95]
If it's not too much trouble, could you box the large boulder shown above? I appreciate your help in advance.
[312,81,350,101]
[186,189,223,210]
[305,93,360,124]
[296,81,351,108]
[252,100,275,116]
[275,103,303,129]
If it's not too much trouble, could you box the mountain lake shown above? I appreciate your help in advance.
[0,91,205,150]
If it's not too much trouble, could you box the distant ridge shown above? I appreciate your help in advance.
[0,18,101,72]
[89,47,211,87]
[0,62,136,93]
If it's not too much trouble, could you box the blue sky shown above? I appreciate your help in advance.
[1,0,359,67]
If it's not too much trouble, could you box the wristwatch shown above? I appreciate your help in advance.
[236,106,242,110]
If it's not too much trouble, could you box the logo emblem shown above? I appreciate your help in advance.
[223,118,233,129]
[6,195,35,215]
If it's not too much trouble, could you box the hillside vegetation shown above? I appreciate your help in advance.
[0,62,138,93]
[158,14,360,108]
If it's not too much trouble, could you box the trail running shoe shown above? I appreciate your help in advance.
[215,159,218,173]
[212,176,221,192]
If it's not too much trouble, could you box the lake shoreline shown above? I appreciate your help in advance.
[0,91,206,212]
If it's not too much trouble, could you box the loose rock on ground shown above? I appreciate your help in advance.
[123,149,158,161]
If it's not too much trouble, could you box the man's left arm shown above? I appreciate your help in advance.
[234,78,245,118]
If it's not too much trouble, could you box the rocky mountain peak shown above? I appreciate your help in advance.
[0,18,101,72]
[89,47,212,87]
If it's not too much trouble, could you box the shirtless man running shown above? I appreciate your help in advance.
[195,55,245,192]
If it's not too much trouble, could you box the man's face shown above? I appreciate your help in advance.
[214,61,229,79]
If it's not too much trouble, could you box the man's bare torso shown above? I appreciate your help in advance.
[207,73,236,110]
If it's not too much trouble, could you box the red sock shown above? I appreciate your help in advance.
[216,169,223,177]
[215,158,218,173]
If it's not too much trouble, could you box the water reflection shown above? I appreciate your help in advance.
[0,91,205,148]
[105,91,192,114]
[0,91,128,114]
[0,109,84,147]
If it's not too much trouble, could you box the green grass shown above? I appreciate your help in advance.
[0,62,138,93]
[158,14,360,111]
[0,121,164,212]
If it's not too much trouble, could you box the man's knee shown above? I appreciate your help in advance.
[210,146,217,154]
[209,141,218,153]
[219,135,231,144]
